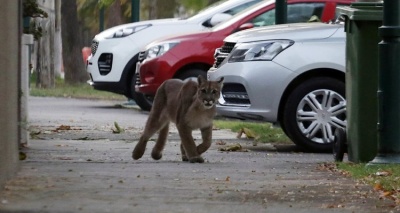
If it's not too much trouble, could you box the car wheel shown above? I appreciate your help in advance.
[135,92,154,111]
[133,72,154,111]
[176,68,206,82]
[282,77,346,152]
[125,73,139,100]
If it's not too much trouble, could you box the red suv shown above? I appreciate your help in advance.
[135,0,353,110]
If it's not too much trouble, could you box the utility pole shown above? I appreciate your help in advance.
[131,0,140,22]
[370,0,400,164]
[275,0,287,24]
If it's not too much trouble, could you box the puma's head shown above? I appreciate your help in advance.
[197,75,224,109]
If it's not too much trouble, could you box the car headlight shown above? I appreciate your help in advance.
[228,40,294,62]
[107,24,152,38]
[145,41,180,59]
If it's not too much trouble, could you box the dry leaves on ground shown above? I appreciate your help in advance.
[52,125,82,132]
[218,143,248,152]
[237,127,257,139]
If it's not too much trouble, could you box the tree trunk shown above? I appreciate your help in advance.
[61,0,87,84]
[146,0,176,19]
[148,0,157,19]
[106,0,124,28]
[157,0,176,18]
[54,0,62,78]
[35,1,55,88]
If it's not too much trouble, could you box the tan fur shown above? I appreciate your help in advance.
[132,75,223,163]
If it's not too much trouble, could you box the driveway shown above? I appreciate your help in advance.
[0,97,394,213]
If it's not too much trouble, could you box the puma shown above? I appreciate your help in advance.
[132,75,224,163]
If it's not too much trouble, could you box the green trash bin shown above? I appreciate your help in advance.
[337,3,383,163]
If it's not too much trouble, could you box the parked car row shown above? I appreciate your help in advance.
[87,0,353,152]
[134,0,352,111]
[87,0,262,101]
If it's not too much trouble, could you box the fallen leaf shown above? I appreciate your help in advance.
[380,190,393,198]
[218,143,247,152]
[19,152,27,160]
[215,140,226,145]
[58,157,73,160]
[237,128,257,139]
[54,125,71,131]
[374,183,383,191]
[375,171,392,177]
[30,130,41,138]
[112,121,124,134]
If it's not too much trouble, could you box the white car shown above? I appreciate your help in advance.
[208,22,346,152]
[86,0,262,100]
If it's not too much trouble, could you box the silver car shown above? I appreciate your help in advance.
[208,22,346,152]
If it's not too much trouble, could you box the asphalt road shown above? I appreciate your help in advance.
[0,97,395,213]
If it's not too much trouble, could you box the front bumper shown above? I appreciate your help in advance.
[87,79,126,95]
[135,55,176,95]
[87,37,138,83]
[208,60,295,122]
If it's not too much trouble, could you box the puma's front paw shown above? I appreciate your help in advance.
[151,151,162,160]
[182,155,188,162]
[189,156,204,163]
[132,146,145,160]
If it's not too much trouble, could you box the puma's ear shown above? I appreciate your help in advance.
[217,77,224,84]
[197,75,206,85]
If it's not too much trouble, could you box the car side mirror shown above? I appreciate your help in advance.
[209,13,233,26]
[237,23,254,31]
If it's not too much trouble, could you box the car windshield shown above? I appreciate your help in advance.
[183,0,229,20]
[212,0,274,31]
[185,0,262,21]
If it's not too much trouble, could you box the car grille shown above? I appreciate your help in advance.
[98,53,113,75]
[221,83,250,105]
[213,42,236,68]
[135,51,147,86]
[138,51,146,62]
[91,40,99,56]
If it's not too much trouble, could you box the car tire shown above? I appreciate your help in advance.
[176,68,206,82]
[282,77,346,152]
[126,73,139,100]
[135,92,154,111]
[134,72,154,111]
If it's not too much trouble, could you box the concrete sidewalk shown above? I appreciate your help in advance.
[0,97,395,213]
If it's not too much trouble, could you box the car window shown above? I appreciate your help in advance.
[223,0,263,16]
[249,3,326,27]
[287,3,325,23]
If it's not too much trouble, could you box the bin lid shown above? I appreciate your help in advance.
[337,2,383,21]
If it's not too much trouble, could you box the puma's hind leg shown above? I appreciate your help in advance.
[132,111,168,160]
[180,144,188,161]
[151,123,169,160]
[132,135,149,160]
